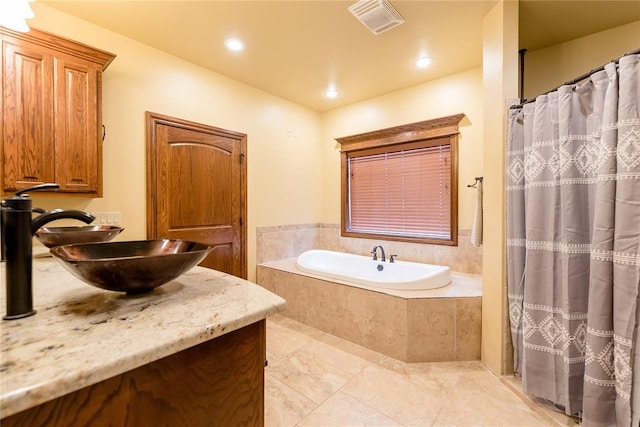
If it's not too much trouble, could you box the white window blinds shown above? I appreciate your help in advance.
[347,143,451,239]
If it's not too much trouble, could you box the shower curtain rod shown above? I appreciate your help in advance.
[510,48,640,110]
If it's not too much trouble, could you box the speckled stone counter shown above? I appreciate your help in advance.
[0,254,286,419]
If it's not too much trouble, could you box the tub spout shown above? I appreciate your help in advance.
[371,245,386,262]
[2,184,95,320]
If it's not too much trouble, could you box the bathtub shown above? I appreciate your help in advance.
[295,249,451,290]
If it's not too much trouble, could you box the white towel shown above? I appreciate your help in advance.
[470,179,483,247]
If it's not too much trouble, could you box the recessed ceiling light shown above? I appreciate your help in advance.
[414,57,432,69]
[0,0,34,32]
[224,38,244,52]
[325,88,338,99]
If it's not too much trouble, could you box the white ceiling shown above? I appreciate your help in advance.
[41,0,640,112]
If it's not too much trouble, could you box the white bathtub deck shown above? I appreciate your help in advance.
[260,257,481,299]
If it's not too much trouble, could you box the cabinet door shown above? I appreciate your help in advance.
[54,57,101,193]
[1,27,114,197]
[1,40,55,191]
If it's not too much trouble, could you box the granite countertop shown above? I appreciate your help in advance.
[0,254,286,418]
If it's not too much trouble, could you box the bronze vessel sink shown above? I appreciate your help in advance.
[50,239,213,294]
[35,225,124,248]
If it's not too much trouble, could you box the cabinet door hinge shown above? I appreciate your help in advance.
[239,153,245,164]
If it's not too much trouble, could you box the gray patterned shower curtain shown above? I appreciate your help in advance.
[506,54,640,427]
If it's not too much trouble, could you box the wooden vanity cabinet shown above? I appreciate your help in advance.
[0,27,115,196]
[2,321,267,426]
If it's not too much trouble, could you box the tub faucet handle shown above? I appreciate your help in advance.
[389,254,398,263]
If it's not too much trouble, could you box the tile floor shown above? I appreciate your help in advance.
[265,314,580,427]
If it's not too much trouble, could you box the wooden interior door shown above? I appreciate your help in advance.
[146,112,247,278]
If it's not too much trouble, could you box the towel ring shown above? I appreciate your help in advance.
[467,177,483,188]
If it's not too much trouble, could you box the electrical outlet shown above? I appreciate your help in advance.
[91,212,122,226]
[112,212,122,225]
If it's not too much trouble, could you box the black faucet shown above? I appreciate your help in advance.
[1,183,95,320]
[371,245,386,262]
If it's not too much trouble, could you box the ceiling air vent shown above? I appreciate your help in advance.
[348,0,404,35]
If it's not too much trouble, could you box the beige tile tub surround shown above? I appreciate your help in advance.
[257,258,482,363]
[256,224,482,275]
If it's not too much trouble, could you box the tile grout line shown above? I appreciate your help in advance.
[276,316,454,426]
[292,359,376,426]
[264,371,318,410]
[332,363,409,426]
[453,298,458,360]
[269,316,567,427]
[273,316,407,426]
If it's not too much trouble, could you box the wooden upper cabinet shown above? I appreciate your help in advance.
[1,27,115,196]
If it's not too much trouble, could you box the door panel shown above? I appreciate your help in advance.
[146,113,247,278]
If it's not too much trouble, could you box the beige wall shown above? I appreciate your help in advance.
[28,4,324,281]
[481,0,519,375]
[320,67,484,230]
[523,20,640,100]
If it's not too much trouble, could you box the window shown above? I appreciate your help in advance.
[336,114,463,246]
